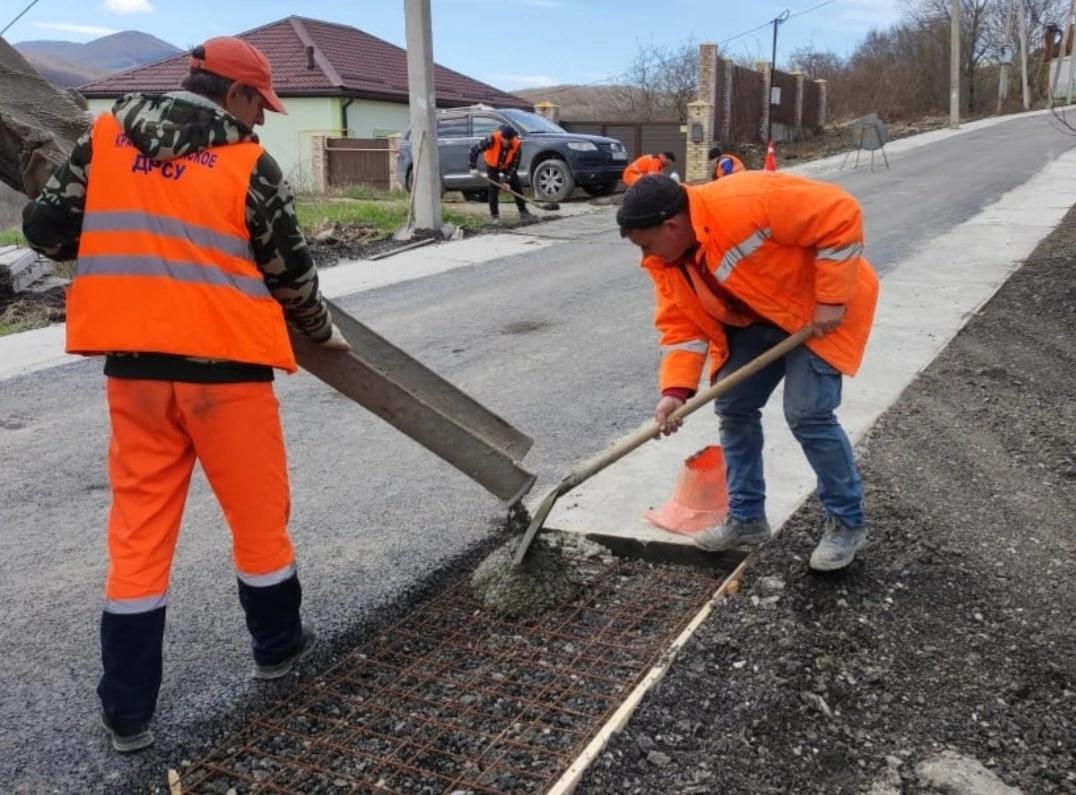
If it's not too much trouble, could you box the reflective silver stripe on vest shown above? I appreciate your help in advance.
[83,210,253,260]
[661,340,709,356]
[715,228,771,282]
[104,593,167,614]
[77,255,271,299]
[817,242,863,263]
[237,562,296,588]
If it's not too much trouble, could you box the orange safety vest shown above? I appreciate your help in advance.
[622,154,665,186]
[484,130,521,170]
[67,113,296,372]
[713,154,745,180]
[645,170,878,393]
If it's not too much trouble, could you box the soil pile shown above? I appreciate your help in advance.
[577,213,1076,793]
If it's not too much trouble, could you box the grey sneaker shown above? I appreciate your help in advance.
[100,712,154,753]
[809,517,866,571]
[253,624,317,681]
[693,516,771,552]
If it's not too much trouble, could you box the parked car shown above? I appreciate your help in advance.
[395,106,627,203]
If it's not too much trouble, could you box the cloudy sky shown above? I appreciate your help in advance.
[6,0,906,90]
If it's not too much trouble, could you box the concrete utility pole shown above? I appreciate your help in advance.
[403,0,442,231]
[1049,0,1075,104]
[1066,0,1076,104]
[997,0,1013,113]
[950,0,961,128]
[766,9,790,143]
[1018,0,1030,110]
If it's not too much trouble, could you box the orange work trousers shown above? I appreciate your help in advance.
[104,378,294,610]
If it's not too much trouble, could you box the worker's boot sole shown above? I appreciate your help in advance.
[253,625,317,681]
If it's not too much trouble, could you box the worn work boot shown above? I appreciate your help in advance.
[809,516,866,571]
[253,624,317,681]
[100,711,154,753]
[692,516,771,552]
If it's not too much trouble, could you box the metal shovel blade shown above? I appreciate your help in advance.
[291,300,536,504]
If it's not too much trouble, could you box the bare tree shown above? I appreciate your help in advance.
[610,37,699,121]
[905,0,996,112]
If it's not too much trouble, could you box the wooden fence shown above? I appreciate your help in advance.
[561,121,685,166]
[325,138,392,189]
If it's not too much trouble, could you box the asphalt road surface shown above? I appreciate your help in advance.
[0,112,1072,792]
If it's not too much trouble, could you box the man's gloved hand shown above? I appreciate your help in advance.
[469,167,479,178]
[669,171,681,183]
[320,323,351,352]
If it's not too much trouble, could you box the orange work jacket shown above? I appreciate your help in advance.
[484,131,522,170]
[644,170,878,393]
[713,154,745,180]
[67,113,296,372]
[622,154,665,186]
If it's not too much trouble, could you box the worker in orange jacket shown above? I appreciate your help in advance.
[22,37,349,753]
[622,150,677,186]
[618,174,878,570]
[708,145,745,180]
[469,124,530,220]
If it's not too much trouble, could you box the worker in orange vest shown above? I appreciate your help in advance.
[469,124,530,220]
[708,145,745,180]
[622,150,677,186]
[617,174,878,570]
[22,37,349,753]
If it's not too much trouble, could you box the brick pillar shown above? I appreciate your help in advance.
[792,71,805,135]
[757,61,771,143]
[686,100,713,183]
[533,100,560,124]
[719,58,733,143]
[698,42,718,135]
[310,133,328,194]
[815,79,828,129]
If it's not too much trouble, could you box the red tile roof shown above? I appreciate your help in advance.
[79,15,530,109]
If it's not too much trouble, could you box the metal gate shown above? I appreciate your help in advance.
[326,138,391,189]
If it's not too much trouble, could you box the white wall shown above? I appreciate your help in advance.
[1049,57,1076,100]
[345,99,409,138]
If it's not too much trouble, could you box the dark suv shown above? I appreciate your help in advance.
[395,106,627,203]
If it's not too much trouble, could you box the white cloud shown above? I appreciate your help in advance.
[34,22,119,36]
[103,0,155,14]
[490,74,561,88]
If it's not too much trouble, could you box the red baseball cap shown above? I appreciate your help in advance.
[190,36,288,115]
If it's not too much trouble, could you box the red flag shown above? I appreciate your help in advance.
[764,140,777,171]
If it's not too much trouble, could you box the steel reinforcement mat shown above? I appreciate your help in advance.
[177,558,724,794]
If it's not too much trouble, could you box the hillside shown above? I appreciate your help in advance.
[15,31,180,88]
[515,84,680,122]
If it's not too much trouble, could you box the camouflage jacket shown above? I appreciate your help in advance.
[21,91,332,343]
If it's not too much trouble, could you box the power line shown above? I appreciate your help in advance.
[1,0,42,38]
[788,0,839,20]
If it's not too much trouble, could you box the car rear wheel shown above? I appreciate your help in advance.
[582,182,617,197]
[531,158,574,203]
[461,189,489,202]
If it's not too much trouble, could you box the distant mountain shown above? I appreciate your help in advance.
[15,31,180,88]
[515,84,680,123]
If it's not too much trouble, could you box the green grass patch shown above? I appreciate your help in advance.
[0,227,25,247]
[296,197,493,239]
[339,184,409,202]
[0,320,30,337]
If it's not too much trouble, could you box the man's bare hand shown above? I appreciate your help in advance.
[812,303,846,336]
[654,396,685,435]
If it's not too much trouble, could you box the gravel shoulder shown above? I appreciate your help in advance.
[576,210,1076,794]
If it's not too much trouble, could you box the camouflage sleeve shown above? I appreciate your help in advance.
[246,151,333,342]
[469,136,493,168]
[21,131,93,261]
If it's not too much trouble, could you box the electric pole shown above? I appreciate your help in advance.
[1049,0,1074,104]
[1018,0,1030,110]
[997,0,1013,113]
[950,0,961,128]
[403,0,443,232]
[766,9,790,143]
[1066,0,1076,104]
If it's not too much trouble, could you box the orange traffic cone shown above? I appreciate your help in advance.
[764,140,777,171]
[644,445,729,536]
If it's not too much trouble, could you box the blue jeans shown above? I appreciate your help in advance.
[715,323,864,528]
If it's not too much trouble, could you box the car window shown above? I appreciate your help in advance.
[437,117,469,138]
[471,116,503,138]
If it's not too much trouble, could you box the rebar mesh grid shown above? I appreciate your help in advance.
[179,559,723,794]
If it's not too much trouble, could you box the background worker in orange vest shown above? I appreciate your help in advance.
[469,124,530,220]
[622,150,677,187]
[708,145,745,180]
[22,37,349,753]
[617,174,878,571]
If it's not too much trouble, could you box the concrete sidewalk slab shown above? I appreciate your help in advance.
[546,146,1076,548]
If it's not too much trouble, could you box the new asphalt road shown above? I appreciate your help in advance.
[1,110,1073,792]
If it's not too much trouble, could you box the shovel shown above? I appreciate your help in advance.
[512,327,814,565]
[480,175,560,211]
[290,299,536,504]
